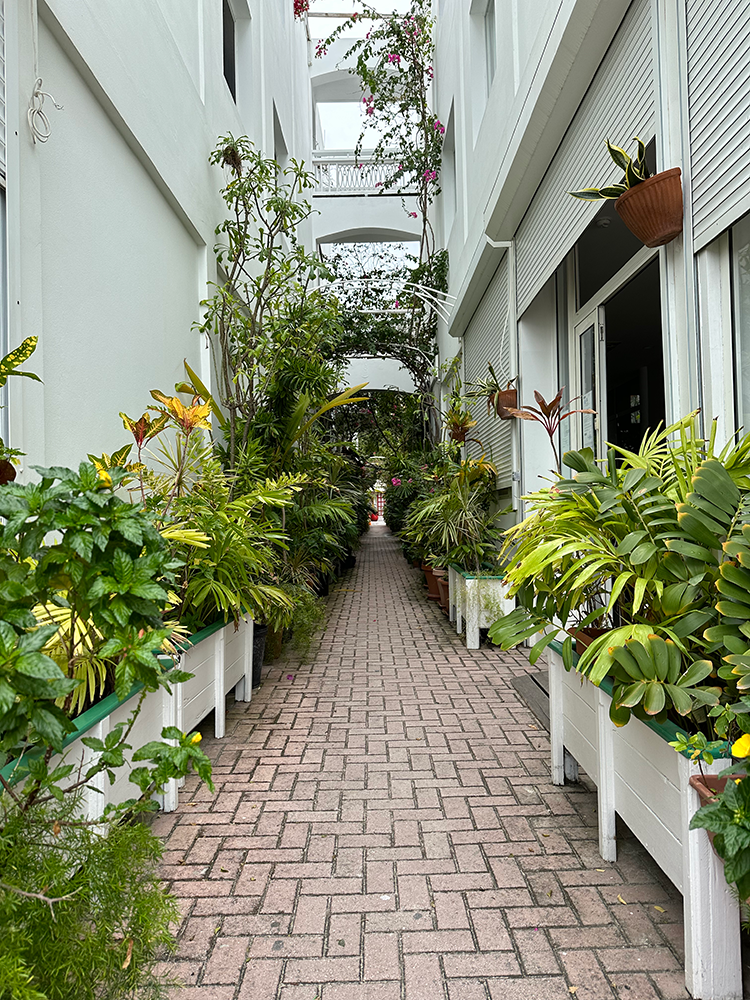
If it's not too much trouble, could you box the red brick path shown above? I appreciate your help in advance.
[155,525,687,999]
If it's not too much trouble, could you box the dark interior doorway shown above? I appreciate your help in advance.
[603,259,664,452]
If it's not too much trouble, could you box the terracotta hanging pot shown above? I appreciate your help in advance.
[449,426,468,443]
[491,388,518,420]
[614,167,683,248]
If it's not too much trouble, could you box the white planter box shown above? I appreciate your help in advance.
[547,646,741,1000]
[448,564,514,649]
[2,616,255,819]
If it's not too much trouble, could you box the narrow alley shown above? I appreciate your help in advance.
[155,526,688,1000]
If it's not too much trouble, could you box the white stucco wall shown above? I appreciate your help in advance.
[342,356,417,394]
[6,0,311,473]
[35,21,203,467]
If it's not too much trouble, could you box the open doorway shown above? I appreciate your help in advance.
[603,259,664,452]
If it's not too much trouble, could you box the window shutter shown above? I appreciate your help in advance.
[515,0,654,316]
[687,0,750,249]
[462,254,513,488]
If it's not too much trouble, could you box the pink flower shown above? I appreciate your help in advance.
[408,211,418,218]
[423,169,437,182]
[392,477,402,486]
[434,120,442,130]
[394,299,400,308]
[387,53,401,64]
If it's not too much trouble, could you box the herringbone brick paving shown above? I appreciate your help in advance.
[154,524,688,999]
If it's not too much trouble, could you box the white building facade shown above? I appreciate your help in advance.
[3,0,311,471]
[434,0,750,510]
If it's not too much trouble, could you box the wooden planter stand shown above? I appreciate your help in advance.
[448,564,514,649]
[547,643,741,1000]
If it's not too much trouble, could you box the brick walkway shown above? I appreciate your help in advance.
[155,524,688,1000]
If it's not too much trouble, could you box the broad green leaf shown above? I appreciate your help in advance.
[677,659,714,688]
[644,681,666,715]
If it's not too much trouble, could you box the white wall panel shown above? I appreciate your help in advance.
[0,0,5,181]
[515,0,655,316]
[687,0,750,248]
[37,22,201,467]
[463,254,512,487]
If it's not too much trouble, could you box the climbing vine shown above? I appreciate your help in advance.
[318,0,443,263]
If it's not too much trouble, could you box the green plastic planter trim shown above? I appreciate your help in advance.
[0,618,227,784]
[547,639,731,761]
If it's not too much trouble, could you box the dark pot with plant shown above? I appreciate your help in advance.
[252,624,268,687]
[570,137,683,248]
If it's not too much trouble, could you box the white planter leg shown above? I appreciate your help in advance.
[596,688,617,862]
[214,628,226,739]
[680,755,742,1000]
[465,579,480,649]
[237,616,253,703]
[83,720,107,822]
[548,651,566,786]
[174,657,186,790]
[160,684,179,813]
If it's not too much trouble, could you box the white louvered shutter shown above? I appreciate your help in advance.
[0,0,5,182]
[515,0,654,316]
[687,0,750,249]
[462,254,513,488]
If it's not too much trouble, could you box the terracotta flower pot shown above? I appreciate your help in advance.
[449,426,469,443]
[422,564,441,601]
[436,575,450,615]
[689,774,728,852]
[492,388,518,420]
[615,167,683,248]
[572,626,610,656]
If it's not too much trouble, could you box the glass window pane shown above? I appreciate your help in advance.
[580,323,596,453]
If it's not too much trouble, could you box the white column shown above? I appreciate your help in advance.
[680,755,742,1000]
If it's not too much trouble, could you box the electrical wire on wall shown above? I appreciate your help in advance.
[26,0,63,144]
[27,79,63,143]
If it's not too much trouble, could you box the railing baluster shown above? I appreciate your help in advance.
[311,151,416,195]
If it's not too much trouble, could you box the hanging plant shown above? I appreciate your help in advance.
[569,137,683,248]
[294,0,309,18]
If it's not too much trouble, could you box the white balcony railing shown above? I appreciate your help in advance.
[312,150,417,196]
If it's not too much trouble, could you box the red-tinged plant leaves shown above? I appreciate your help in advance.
[548,387,564,412]
[533,390,551,415]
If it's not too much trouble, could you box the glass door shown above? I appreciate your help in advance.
[573,307,605,456]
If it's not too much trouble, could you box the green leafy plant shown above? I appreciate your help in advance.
[569,137,652,201]
[489,414,750,731]
[689,766,750,899]
[402,465,502,573]
[0,808,179,1000]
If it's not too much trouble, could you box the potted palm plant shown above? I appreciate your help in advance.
[569,137,683,248]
